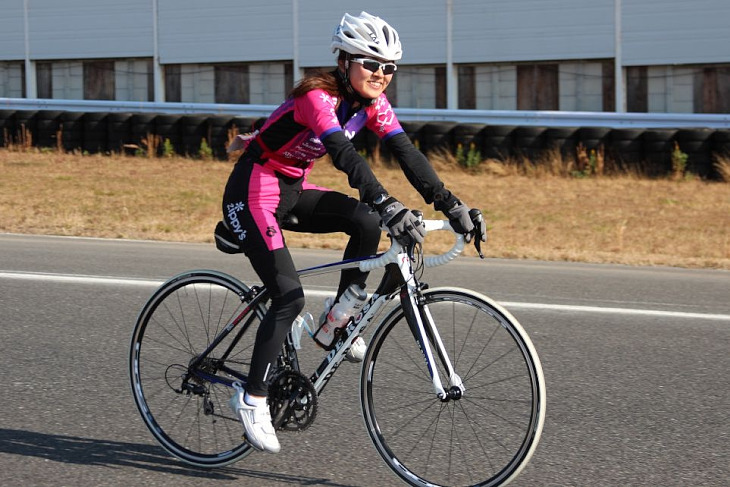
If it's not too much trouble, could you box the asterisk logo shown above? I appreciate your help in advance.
[228,202,245,212]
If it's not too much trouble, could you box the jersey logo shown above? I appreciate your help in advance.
[225,202,248,241]
[366,26,378,43]
[376,106,395,131]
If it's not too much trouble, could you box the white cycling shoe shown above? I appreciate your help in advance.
[229,383,280,453]
[345,336,367,363]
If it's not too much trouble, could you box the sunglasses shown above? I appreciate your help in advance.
[350,58,398,75]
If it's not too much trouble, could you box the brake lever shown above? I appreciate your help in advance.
[474,236,484,259]
[468,208,486,259]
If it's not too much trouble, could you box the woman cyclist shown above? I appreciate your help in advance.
[222,11,487,453]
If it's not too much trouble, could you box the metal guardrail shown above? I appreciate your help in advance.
[1,97,729,129]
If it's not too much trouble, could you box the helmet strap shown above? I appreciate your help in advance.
[335,53,375,107]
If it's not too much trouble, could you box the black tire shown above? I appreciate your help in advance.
[361,288,546,487]
[59,112,85,152]
[607,128,644,166]
[35,110,64,148]
[543,126,578,159]
[481,125,517,160]
[129,270,266,467]
[107,112,133,153]
[83,112,109,153]
[511,126,547,160]
[577,126,611,152]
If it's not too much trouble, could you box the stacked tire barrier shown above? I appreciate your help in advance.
[1,109,729,179]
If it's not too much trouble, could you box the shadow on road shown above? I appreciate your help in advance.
[0,428,355,486]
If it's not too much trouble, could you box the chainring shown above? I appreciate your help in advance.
[268,370,318,432]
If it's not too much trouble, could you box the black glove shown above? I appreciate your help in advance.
[443,200,476,242]
[443,201,488,258]
[375,196,425,245]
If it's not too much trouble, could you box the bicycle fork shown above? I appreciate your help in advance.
[397,257,465,401]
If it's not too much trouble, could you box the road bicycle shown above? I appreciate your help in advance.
[129,218,546,487]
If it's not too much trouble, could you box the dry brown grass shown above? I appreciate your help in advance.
[714,153,730,182]
[1,147,729,269]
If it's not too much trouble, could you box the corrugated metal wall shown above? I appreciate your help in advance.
[6,0,728,67]
[0,0,25,61]
[2,0,729,113]
[453,0,615,63]
[158,0,293,64]
[27,0,153,60]
[622,0,730,65]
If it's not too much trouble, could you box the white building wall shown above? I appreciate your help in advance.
[669,68,695,113]
[180,65,214,103]
[396,67,438,109]
[453,0,614,63]
[51,61,83,99]
[157,0,293,64]
[0,0,25,60]
[559,62,604,111]
[474,65,517,110]
[27,0,153,60]
[115,60,150,102]
[1,0,729,112]
[1,1,728,67]
[647,66,694,113]
[623,0,730,65]
[0,63,25,98]
[249,63,286,105]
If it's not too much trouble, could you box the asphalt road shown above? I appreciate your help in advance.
[1,233,729,487]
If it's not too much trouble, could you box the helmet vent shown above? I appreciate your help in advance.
[382,27,390,44]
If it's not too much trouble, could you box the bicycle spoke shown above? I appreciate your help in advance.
[362,289,545,487]
[150,308,197,356]
[130,272,260,467]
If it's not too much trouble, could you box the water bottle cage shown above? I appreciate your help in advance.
[312,319,351,351]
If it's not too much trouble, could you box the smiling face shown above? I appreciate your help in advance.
[339,56,394,100]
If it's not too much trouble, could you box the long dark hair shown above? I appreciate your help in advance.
[288,70,340,98]
[288,51,349,99]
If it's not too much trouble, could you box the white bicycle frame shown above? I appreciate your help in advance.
[294,219,466,400]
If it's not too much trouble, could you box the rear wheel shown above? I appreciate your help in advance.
[129,270,266,467]
[361,288,546,486]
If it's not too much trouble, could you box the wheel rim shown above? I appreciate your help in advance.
[130,273,261,466]
[361,290,545,487]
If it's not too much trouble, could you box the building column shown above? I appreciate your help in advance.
[614,0,625,112]
[23,0,37,98]
[446,0,457,109]
[152,0,165,101]
[292,0,303,85]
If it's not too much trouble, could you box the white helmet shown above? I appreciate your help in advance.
[331,11,403,61]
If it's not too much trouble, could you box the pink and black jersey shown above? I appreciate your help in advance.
[253,89,404,178]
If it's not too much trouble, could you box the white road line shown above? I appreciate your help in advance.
[1,271,164,287]
[500,302,730,321]
[2,270,729,322]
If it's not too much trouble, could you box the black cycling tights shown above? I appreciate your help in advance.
[236,189,381,396]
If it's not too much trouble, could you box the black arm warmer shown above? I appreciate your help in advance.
[321,130,387,205]
[384,132,458,211]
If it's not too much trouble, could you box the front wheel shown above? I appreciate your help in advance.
[360,288,546,487]
[129,270,266,467]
